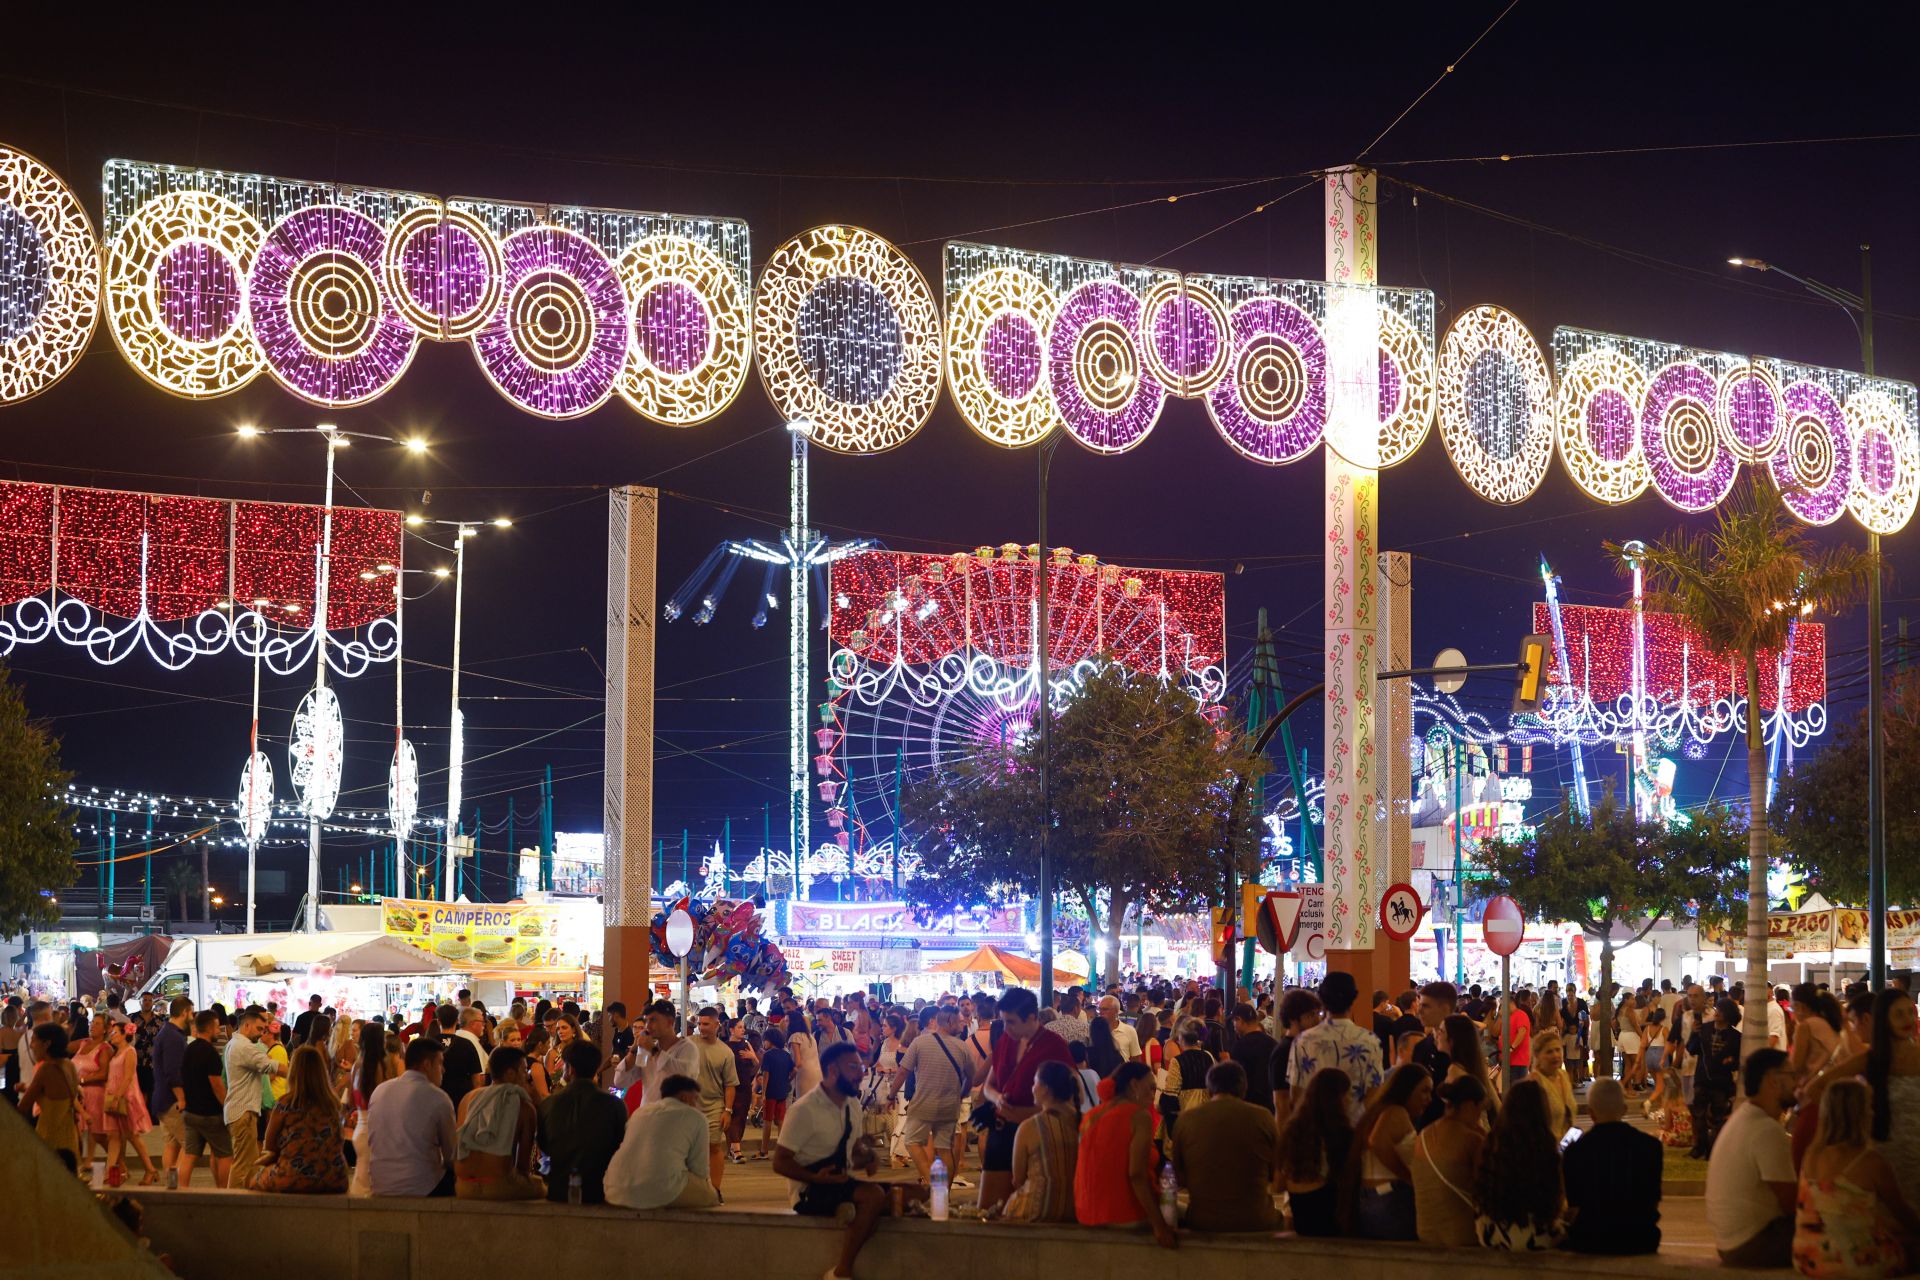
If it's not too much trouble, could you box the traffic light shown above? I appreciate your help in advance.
[1513,633,1550,714]
[1209,907,1234,965]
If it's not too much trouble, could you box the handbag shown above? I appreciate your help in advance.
[104,1091,128,1117]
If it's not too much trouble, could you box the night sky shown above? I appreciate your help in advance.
[2,9,1916,913]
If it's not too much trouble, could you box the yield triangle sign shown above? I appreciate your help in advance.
[1264,891,1304,953]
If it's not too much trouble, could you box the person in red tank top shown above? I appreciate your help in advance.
[1075,1061,1178,1248]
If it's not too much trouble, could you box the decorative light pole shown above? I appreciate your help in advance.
[1728,250,1886,989]
[362,561,453,901]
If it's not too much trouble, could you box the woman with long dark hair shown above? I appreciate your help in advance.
[1279,1067,1356,1236]
[1472,1078,1564,1250]
[1443,1012,1498,1115]
[1861,989,1920,1210]
[1351,1063,1432,1239]
[1087,1016,1123,1079]
[1413,1074,1488,1246]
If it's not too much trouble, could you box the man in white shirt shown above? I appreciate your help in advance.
[221,1006,283,1187]
[1098,996,1143,1063]
[366,1039,457,1196]
[637,1000,701,1104]
[1767,986,1789,1050]
[1705,1048,1796,1267]
[604,1073,717,1209]
[454,1006,490,1068]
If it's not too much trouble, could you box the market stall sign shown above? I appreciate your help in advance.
[381,897,566,971]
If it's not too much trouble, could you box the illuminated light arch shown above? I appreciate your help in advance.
[1139,277,1231,398]
[105,190,264,399]
[1716,362,1784,464]
[1845,387,1920,535]
[1554,347,1650,504]
[0,144,99,405]
[1048,278,1165,454]
[1642,361,1735,513]
[944,265,1057,448]
[381,204,503,341]
[1374,305,1436,468]
[472,224,629,419]
[615,233,752,427]
[1772,379,1853,526]
[756,225,941,455]
[249,205,419,408]
[1204,296,1325,464]
[1436,304,1554,505]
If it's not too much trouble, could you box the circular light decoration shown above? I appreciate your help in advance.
[1138,277,1230,397]
[1435,304,1554,505]
[105,189,264,399]
[754,225,942,454]
[1845,387,1919,535]
[1374,307,1436,468]
[1770,380,1853,526]
[1204,296,1324,464]
[290,686,344,820]
[382,204,503,340]
[250,205,420,407]
[0,144,99,405]
[615,233,751,427]
[1715,361,1784,463]
[1642,362,1736,513]
[473,224,629,419]
[946,265,1057,447]
[388,737,419,841]
[1554,347,1650,504]
[1050,278,1165,454]
[236,750,274,846]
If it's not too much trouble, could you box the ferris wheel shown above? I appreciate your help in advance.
[818,547,1226,871]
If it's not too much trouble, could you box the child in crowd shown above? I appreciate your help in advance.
[1647,1064,1694,1150]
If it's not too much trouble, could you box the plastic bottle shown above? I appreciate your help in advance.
[567,1173,583,1205]
[1159,1162,1179,1226]
[928,1157,950,1221]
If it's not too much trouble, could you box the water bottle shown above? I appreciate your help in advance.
[567,1173,583,1205]
[928,1158,949,1221]
[165,1167,178,1190]
[1158,1162,1179,1227]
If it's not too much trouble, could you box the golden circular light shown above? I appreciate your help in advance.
[0,144,99,405]
[1435,304,1553,505]
[945,265,1056,447]
[105,190,264,399]
[616,233,751,427]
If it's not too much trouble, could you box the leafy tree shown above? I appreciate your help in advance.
[163,859,200,924]
[1774,669,1920,905]
[1476,790,1749,1077]
[902,661,1265,986]
[0,665,77,936]
[1614,479,1872,1062]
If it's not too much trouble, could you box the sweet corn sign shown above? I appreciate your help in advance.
[381,898,564,971]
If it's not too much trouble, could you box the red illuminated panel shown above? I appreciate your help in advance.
[0,482,54,605]
[232,501,401,629]
[145,494,228,619]
[56,487,146,617]
[1531,601,1824,714]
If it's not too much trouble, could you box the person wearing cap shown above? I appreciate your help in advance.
[1287,971,1383,1119]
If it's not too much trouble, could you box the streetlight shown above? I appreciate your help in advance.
[240,423,429,931]
[1730,248,1887,990]
[364,560,451,899]
[408,516,511,901]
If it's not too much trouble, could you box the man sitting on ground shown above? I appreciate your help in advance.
[605,1073,718,1209]
[1562,1078,1662,1254]
[1170,1060,1277,1232]
[1705,1048,1796,1268]
[775,1041,925,1280]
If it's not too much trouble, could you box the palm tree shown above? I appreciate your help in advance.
[162,859,199,923]
[1611,479,1872,1063]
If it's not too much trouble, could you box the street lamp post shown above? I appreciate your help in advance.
[1728,250,1886,990]
[363,561,453,902]
[1035,433,1061,1007]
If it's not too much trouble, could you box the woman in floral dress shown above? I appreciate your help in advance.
[252,1045,347,1193]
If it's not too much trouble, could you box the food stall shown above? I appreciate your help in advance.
[379,896,601,1008]
[137,930,452,1017]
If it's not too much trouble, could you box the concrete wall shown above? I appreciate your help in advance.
[0,1106,171,1280]
[131,1190,1776,1280]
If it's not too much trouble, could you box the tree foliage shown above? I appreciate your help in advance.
[902,661,1266,976]
[1476,789,1749,1076]
[1774,670,1920,905]
[1613,477,1872,1062]
[0,664,77,936]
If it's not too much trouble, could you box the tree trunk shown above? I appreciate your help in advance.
[1741,648,1772,1067]
[177,887,188,922]
[1594,939,1616,1079]
[200,842,211,926]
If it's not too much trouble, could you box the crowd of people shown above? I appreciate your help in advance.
[8,969,1920,1278]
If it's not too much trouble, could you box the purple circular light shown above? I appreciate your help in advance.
[1641,362,1734,512]
[0,202,51,343]
[155,240,242,343]
[1150,295,1222,386]
[1859,425,1898,498]
[1049,280,1163,453]
[1206,298,1324,464]
[634,280,710,376]
[400,222,490,325]
[473,225,628,419]
[1772,381,1852,525]
[982,311,1041,399]
[1720,371,1781,461]
[1585,387,1636,462]
[250,206,418,407]
[1377,346,1404,425]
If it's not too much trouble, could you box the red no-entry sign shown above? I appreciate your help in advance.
[1482,894,1526,957]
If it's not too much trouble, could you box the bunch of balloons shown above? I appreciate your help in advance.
[648,897,789,992]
